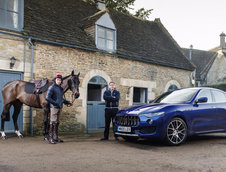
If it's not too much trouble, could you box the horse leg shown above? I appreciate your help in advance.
[12,100,23,138]
[43,107,50,141]
[1,103,11,140]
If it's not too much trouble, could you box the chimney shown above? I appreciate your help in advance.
[220,32,226,49]
[189,44,193,60]
[96,0,106,10]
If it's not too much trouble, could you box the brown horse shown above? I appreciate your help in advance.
[1,70,80,140]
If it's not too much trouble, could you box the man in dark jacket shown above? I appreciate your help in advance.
[46,74,72,144]
[101,81,120,141]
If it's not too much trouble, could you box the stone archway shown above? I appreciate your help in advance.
[78,69,111,132]
[164,80,181,92]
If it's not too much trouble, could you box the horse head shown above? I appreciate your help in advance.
[62,70,80,99]
[67,70,80,99]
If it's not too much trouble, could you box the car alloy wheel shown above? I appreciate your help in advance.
[166,117,187,146]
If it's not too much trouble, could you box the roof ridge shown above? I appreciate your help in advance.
[154,19,196,70]
[81,9,109,21]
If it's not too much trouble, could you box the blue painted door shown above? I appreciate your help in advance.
[0,71,23,133]
[87,76,107,133]
[87,101,106,133]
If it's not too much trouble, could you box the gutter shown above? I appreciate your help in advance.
[0,30,194,71]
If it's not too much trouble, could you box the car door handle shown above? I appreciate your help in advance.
[211,106,216,109]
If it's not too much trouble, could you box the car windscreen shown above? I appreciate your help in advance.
[157,89,199,103]
[152,91,173,103]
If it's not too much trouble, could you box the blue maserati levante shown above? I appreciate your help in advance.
[115,87,226,145]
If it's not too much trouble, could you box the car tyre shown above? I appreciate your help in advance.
[165,117,187,146]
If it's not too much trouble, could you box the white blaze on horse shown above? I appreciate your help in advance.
[0,70,80,140]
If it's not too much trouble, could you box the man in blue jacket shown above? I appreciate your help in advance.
[46,74,72,144]
[101,81,120,141]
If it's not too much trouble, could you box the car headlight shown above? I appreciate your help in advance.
[141,112,165,118]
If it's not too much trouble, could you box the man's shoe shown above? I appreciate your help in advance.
[55,138,64,143]
[100,137,108,141]
[115,137,119,141]
[49,138,56,144]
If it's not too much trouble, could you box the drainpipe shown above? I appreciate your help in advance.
[28,37,34,136]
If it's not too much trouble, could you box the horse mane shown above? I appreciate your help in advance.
[62,74,71,80]
[51,74,71,81]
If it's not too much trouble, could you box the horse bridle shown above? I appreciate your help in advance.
[63,78,78,105]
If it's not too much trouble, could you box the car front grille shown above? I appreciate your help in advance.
[116,115,140,126]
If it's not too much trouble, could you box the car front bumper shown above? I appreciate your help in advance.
[115,115,165,139]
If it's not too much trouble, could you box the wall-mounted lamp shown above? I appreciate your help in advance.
[10,56,16,69]
[126,86,132,98]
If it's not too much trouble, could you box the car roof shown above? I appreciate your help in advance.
[179,87,225,93]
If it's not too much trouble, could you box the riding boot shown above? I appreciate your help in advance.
[49,124,56,144]
[43,122,49,142]
[53,123,63,143]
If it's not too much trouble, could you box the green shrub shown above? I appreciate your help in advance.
[203,83,226,92]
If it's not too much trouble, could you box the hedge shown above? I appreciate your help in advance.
[203,83,226,92]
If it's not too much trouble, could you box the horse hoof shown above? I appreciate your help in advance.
[18,135,23,139]
[1,136,7,140]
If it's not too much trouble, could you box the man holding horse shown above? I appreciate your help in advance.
[46,74,73,144]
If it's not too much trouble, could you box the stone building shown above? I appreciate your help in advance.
[182,33,226,86]
[0,0,195,135]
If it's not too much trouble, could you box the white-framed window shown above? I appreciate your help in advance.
[133,87,148,105]
[0,0,24,31]
[167,84,178,92]
[96,25,116,52]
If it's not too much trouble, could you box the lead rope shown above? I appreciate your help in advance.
[71,92,76,104]
[63,92,76,107]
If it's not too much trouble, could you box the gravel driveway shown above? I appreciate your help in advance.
[0,133,226,172]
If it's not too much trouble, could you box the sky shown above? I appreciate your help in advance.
[133,0,226,50]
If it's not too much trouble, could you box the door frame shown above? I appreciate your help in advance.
[86,75,108,133]
[0,70,24,133]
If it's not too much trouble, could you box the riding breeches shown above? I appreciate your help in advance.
[50,108,61,124]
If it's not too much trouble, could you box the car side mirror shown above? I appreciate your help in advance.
[195,97,208,104]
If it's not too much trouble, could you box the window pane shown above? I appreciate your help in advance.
[0,0,4,8]
[106,40,113,50]
[133,87,147,104]
[98,27,105,38]
[98,38,105,48]
[133,88,141,103]
[140,89,146,103]
[7,0,18,12]
[106,30,113,40]
[100,77,107,84]
[88,84,101,101]
[212,90,226,102]
[6,11,18,28]
[197,90,213,103]
[0,9,4,25]
[168,84,178,92]
[89,77,97,83]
